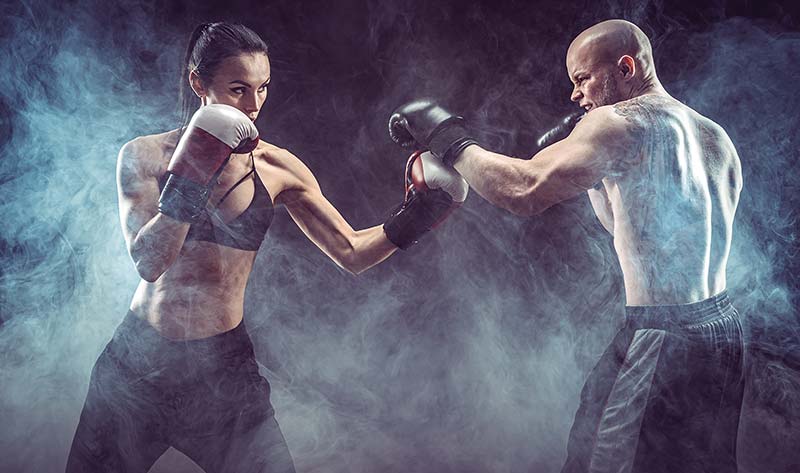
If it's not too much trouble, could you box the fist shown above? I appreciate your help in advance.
[383,151,469,249]
[388,99,478,166]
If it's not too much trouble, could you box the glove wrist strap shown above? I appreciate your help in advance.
[158,173,210,224]
[429,124,479,167]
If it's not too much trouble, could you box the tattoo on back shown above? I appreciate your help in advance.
[613,97,647,142]
[613,96,643,121]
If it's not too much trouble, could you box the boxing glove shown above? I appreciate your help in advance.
[535,111,585,150]
[388,100,479,166]
[384,151,469,249]
[158,104,259,223]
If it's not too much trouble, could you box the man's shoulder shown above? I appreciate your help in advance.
[576,104,643,145]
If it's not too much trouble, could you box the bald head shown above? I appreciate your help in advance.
[566,20,662,110]
[569,20,655,76]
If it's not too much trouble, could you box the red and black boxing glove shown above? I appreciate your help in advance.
[383,151,469,249]
[158,104,259,223]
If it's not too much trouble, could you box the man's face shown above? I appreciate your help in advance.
[566,42,621,112]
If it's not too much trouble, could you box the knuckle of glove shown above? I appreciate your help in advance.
[418,152,469,202]
[193,104,257,149]
[388,114,417,148]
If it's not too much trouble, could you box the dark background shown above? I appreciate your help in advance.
[1,0,799,471]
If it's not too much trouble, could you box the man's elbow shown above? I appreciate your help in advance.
[506,190,545,217]
[506,172,561,217]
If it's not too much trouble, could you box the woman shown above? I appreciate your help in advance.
[65,22,467,473]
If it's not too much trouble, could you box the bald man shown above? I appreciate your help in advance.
[390,19,745,473]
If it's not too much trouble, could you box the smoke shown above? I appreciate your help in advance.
[668,18,800,472]
[0,0,183,470]
[1,1,798,472]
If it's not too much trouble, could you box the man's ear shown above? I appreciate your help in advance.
[618,55,636,79]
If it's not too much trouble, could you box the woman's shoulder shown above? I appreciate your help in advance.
[254,140,309,172]
[118,129,181,179]
[253,140,318,191]
[122,130,180,158]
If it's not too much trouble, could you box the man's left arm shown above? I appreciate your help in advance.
[452,107,637,216]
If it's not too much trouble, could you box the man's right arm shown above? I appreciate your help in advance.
[116,138,190,282]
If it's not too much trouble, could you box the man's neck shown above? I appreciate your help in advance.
[627,79,667,100]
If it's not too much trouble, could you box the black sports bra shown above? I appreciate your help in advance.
[158,153,274,251]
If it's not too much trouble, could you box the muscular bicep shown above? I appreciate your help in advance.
[116,140,161,251]
[523,107,639,214]
[273,155,358,260]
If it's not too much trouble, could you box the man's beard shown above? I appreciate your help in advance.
[596,74,621,107]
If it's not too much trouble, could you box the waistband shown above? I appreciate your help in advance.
[114,310,253,357]
[625,291,735,330]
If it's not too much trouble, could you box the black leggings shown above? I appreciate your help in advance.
[66,311,295,473]
[561,291,745,473]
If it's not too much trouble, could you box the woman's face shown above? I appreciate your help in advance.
[192,52,270,121]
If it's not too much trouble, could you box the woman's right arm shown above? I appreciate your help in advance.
[116,137,190,282]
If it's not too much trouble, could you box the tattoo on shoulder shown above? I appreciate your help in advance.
[612,98,647,142]
[612,97,644,121]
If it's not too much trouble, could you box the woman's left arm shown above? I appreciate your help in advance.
[270,149,397,275]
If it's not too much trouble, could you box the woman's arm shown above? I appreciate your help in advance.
[270,150,397,275]
[117,137,190,282]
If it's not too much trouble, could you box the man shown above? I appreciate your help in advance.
[390,19,745,473]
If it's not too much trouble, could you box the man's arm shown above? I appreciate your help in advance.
[452,106,639,217]
[587,185,615,235]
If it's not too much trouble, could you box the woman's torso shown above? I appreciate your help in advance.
[126,129,292,339]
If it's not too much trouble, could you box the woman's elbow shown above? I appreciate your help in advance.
[135,262,164,283]
[131,250,175,283]
[337,251,367,276]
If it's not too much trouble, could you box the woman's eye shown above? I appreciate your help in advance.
[231,88,245,95]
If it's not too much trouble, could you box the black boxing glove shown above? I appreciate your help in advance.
[388,100,479,167]
[384,151,469,249]
[535,111,585,150]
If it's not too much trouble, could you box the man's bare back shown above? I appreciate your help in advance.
[589,93,742,305]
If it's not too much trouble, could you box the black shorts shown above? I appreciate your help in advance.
[561,291,745,473]
[65,311,295,473]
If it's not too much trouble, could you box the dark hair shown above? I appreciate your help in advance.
[178,22,269,129]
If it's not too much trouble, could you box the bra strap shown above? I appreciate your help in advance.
[214,152,256,207]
